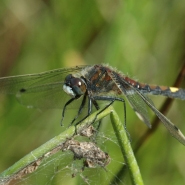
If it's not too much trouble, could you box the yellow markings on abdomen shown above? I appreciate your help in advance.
[170,87,179,93]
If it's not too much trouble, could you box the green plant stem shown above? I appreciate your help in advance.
[110,109,144,185]
[0,106,144,185]
[0,106,112,184]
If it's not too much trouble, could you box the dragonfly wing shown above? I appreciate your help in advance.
[107,69,152,128]
[135,89,185,145]
[16,82,69,109]
[122,85,185,145]
[0,66,88,109]
[113,73,185,145]
[125,90,152,128]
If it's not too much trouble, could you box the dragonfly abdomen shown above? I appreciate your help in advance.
[137,83,185,100]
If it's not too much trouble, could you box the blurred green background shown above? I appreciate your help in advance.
[1,0,185,184]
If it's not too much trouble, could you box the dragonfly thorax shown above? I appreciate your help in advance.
[63,74,86,98]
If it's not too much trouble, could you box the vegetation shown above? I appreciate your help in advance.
[0,0,185,184]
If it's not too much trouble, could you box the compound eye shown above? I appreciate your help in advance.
[63,74,86,97]
[71,78,82,87]
[64,74,73,85]
[71,78,86,96]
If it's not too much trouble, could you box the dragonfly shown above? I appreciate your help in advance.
[0,64,185,145]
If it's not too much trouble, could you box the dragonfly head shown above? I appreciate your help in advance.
[63,74,86,98]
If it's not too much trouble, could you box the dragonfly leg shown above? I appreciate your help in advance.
[74,96,130,141]
[61,97,76,126]
[70,94,87,125]
[92,96,130,138]
[92,100,102,131]
[74,95,94,127]
[74,98,101,139]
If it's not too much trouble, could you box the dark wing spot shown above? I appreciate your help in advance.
[20,88,26,93]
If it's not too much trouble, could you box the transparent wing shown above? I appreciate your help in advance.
[0,66,89,109]
[125,90,152,128]
[135,89,185,145]
[123,86,185,145]
[109,70,185,145]
[105,70,152,128]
